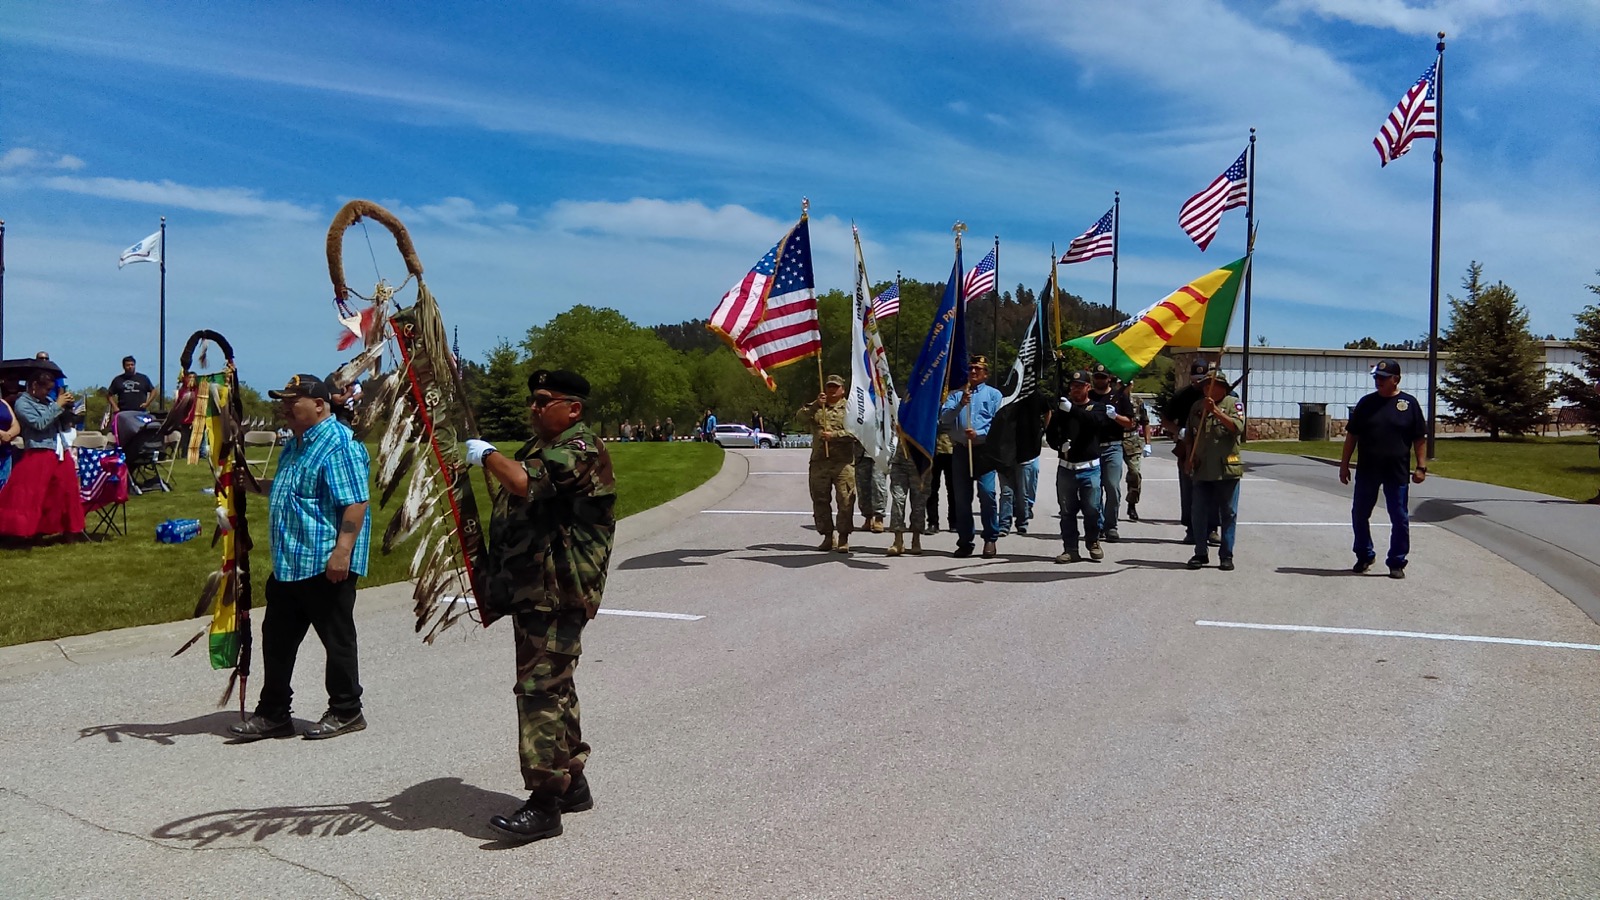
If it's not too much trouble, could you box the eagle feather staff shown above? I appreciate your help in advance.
[165,330,259,713]
[325,199,493,639]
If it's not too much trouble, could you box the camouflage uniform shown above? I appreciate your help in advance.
[483,421,616,799]
[796,397,857,538]
[1121,396,1149,507]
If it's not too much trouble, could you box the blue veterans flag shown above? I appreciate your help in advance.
[897,246,966,469]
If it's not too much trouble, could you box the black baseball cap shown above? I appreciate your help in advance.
[1189,359,1211,377]
[1068,369,1091,385]
[1090,363,1114,379]
[1372,359,1401,378]
[268,373,332,402]
[528,369,591,399]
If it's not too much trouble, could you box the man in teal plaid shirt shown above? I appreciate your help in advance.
[230,373,371,742]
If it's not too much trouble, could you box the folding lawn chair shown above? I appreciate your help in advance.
[243,430,278,478]
[79,446,129,538]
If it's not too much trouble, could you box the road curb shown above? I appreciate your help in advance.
[0,447,748,678]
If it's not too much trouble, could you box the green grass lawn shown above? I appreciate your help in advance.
[1,439,722,648]
[1247,434,1600,501]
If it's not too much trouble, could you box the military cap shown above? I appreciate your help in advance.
[527,369,591,399]
[268,373,332,402]
[968,354,989,369]
[1371,359,1401,378]
[1198,365,1229,384]
[1090,363,1115,379]
[1068,369,1091,385]
[825,374,846,387]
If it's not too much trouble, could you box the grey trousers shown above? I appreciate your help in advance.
[888,454,929,533]
[855,454,889,519]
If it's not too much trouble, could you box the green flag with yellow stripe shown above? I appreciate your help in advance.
[1064,256,1247,380]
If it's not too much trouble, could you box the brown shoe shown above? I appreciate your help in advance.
[981,541,997,559]
[834,537,851,553]
[909,533,923,555]
[887,534,904,556]
[816,533,834,551]
[870,517,885,534]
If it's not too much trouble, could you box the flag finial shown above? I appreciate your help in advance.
[801,197,810,218]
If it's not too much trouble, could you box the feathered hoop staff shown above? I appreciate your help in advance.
[325,200,492,641]
[166,330,260,713]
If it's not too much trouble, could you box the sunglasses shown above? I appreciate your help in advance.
[530,394,577,409]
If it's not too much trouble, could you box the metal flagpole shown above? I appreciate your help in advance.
[159,217,168,409]
[894,269,902,374]
[1110,192,1119,315]
[0,219,6,358]
[1426,33,1445,462]
[991,235,1000,368]
[1050,244,1063,397]
[1242,128,1256,438]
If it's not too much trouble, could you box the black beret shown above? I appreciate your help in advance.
[528,369,590,399]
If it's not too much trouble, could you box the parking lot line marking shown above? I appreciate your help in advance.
[1196,620,1600,652]
[704,510,813,515]
[599,609,705,621]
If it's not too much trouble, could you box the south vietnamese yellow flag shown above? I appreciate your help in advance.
[1064,256,1248,380]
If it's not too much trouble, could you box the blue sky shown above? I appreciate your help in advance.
[2,0,1597,393]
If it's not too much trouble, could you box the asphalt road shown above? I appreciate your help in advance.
[2,448,1597,899]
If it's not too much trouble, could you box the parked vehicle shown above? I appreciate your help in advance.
[712,424,777,449]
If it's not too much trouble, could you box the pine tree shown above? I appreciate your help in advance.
[1439,262,1554,439]
[473,339,530,442]
[1556,272,1600,435]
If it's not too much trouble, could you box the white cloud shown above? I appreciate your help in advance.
[32,175,320,221]
[1270,0,1553,36]
[0,147,88,172]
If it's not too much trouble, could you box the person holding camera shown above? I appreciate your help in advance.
[0,370,85,542]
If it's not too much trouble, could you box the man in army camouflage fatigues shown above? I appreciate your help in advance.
[797,374,858,553]
[464,368,616,843]
[1121,391,1149,522]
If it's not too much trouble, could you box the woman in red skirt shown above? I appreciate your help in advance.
[0,370,85,541]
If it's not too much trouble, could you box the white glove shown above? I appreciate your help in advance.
[1143,443,1153,458]
[465,439,498,467]
[215,506,233,534]
[1105,404,1117,417]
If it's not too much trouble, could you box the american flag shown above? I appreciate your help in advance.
[871,283,900,319]
[706,217,819,388]
[77,447,122,502]
[963,247,997,301]
[1374,61,1438,167]
[1178,148,1249,252]
[1061,207,1115,264]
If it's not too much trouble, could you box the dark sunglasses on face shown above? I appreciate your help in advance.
[531,394,576,409]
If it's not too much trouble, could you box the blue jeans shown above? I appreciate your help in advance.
[1352,470,1411,569]
[1192,479,1239,560]
[1057,464,1102,549]
[1099,443,1124,533]
[998,456,1040,531]
[951,444,999,547]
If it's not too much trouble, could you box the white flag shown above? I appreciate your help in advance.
[118,230,162,268]
[847,225,899,469]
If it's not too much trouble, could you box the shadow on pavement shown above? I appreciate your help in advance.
[617,548,728,570]
[1412,498,1486,524]
[931,567,1118,584]
[79,711,248,746]
[1276,566,1359,578]
[741,543,889,571]
[151,777,521,847]
[1116,558,1202,571]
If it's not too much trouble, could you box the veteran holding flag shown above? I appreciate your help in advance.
[798,375,858,552]
[940,355,1004,558]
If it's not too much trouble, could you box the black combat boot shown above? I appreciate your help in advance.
[560,773,594,814]
[1127,501,1139,522]
[489,794,563,842]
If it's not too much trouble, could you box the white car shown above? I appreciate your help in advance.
[712,424,777,449]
